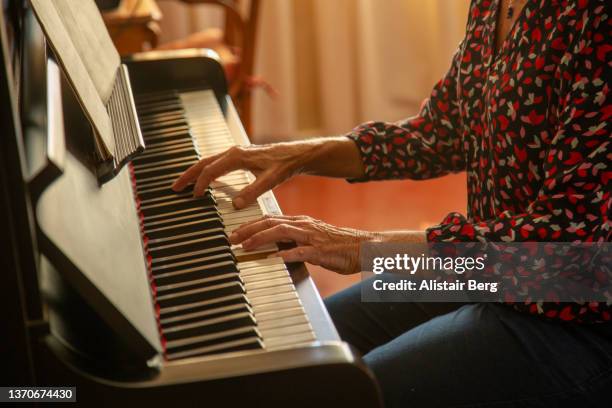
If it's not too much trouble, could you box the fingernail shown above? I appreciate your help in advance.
[229,232,239,244]
[171,181,179,191]
[242,238,253,249]
[233,197,245,209]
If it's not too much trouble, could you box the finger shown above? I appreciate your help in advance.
[232,171,280,209]
[229,217,279,244]
[238,214,310,230]
[172,153,222,191]
[242,224,310,250]
[278,244,359,274]
[172,161,205,192]
[193,151,243,197]
[229,215,306,244]
[275,246,320,264]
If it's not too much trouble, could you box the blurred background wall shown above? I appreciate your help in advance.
[158,0,470,139]
[157,0,470,296]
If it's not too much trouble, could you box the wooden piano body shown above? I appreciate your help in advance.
[0,3,381,407]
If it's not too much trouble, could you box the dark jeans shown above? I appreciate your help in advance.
[325,281,612,408]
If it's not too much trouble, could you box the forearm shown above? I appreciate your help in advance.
[374,230,427,243]
[293,136,365,179]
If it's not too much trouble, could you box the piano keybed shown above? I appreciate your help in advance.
[130,89,316,361]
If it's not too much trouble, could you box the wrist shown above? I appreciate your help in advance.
[374,230,427,244]
[298,136,365,178]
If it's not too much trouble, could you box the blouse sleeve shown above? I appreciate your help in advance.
[347,41,467,181]
[427,12,611,243]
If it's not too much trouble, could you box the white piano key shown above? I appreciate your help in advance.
[253,303,304,316]
[247,291,299,307]
[246,284,296,299]
[231,244,278,260]
[241,271,290,284]
[262,325,315,341]
[257,315,309,331]
[243,277,293,291]
[238,257,286,269]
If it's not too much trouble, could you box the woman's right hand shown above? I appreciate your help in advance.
[171,137,365,209]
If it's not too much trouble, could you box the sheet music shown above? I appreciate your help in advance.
[30,0,119,159]
[52,0,120,101]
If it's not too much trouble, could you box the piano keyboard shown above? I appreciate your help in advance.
[130,89,316,361]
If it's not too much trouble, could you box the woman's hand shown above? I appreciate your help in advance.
[229,215,426,274]
[172,137,365,209]
[172,143,305,209]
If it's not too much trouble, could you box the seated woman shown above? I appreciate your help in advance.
[173,0,612,406]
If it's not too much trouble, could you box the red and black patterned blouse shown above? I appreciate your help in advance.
[347,0,611,323]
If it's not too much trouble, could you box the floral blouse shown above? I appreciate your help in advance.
[347,0,611,323]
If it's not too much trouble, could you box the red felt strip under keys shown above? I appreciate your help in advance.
[128,162,168,358]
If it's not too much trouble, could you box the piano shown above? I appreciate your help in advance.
[0,1,381,406]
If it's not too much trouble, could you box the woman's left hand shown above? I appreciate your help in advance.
[229,215,425,274]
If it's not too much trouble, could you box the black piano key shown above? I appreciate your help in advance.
[155,261,239,287]
[140,112,186,125]
[164,329,262,361]
[135,90,178,104]
[137,102,183,115]
[135,171,186,186]
[143,208,219,229]
[141,130,192,144]
[138,110,185,126]
[142,130,193,145]
[156,271,240,293]
[139,189,193,204]
[160,293,249,320]
[153,251,235,274]
[162,311,255,341]
[156,271,242,296]
[135,158,196,175]
[154,260,237,291]
[148,233,230,260]
[156,281,245,308]
[161,302,252,328]
[142,206,215,223]
[136,95,180,107]
[137,186,206,202]
[137,139,193,152]
[139,194,215,217]
[145,217,224,240]
[137,183,198,203]
[146,224,226,245]
[147,232,229,253]
[140,117,187,132]
[133,156,197,173]
[166,337,263,361]
[134,162,196,181]
[151,247,233,270]
[132,148,197,166]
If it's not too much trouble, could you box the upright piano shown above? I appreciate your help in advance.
[0,1,381,406]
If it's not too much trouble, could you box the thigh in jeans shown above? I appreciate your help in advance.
[363,303,612,408]
[324,280,465,354]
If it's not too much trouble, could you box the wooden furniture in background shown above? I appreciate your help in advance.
[156,0,261,134]
[102,0,163,55]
